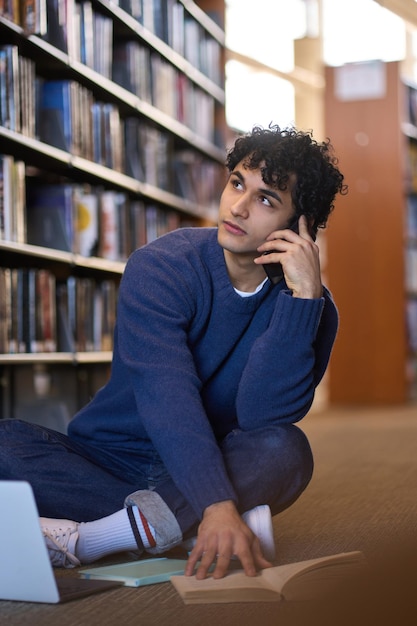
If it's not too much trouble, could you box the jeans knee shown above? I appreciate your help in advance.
[221,424,313,514]
[269,424,314,512]
[284,424,313,485]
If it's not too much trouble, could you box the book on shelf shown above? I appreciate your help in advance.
[36,268,57,352]
[0,45,35,138]
[119,0,143,22]
[0,49,7,131]
[26,183,74,252]
[408,84,417,128]
[0,267,10,354]
[0,266,57,355]
[112,40,152,103]
[172,149,223,209]
[74,187,99,257]
[170,551,366,605]
[24,179,183,260]
[31,268,56,353]
[152,0,167,44]
[21,0,48,36]
[19,55,36,138]
[129,200,147,248]
[124,117,146,182]
[75,277,95,352]
[407,142,417,193]
[44,0,74,54]
[0,44,20,133]
[141,125,172,191]
[98,190,124,261]
[406,299,417,352]
[38,79,74,152]
[0,154,26,243]
[73,83,94,160]
[171,1,185,57]
[141,0,154,33]
[79,1,95,67]
[91,102,123,171]
[407,194,417,239]
[56,281,75,353]
[99,279,117,351]
[406,248,417,293]
[37,79,93,157]
[22,268,41,353]
[9,268,26,354]
[55,275,118,353]
[151,54,177,118]
[183,13,202,70]
[97,12,114,80]
[102,103,124,172]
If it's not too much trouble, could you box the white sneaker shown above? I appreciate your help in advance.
[40,517,81,568]
[181,504,276,562]
[242,504,276,562]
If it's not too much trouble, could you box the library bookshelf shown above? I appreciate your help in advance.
[0,0,226,423]
[324,61,416,404]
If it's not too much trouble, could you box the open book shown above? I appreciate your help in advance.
[171,551,366,604]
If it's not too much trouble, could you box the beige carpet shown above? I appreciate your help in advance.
[1,404,417,625]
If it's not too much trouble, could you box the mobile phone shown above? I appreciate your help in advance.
[263,217,299,285]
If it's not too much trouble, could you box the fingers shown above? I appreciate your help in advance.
[184,545,205,577]
[250,536,274,571]
[297,214,313,239]
[186,549,256,581]
[185,536,268,580]
[196,548,223,580]
[185,544,235,580]
[184,500,270,581]
[209,551,233,580]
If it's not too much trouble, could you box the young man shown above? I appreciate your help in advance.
[0,125,346,580]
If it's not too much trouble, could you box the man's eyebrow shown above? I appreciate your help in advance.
[230,169,283,204]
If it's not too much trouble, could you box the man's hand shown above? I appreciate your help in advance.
[184,500,272,580]
[255,215,323,299]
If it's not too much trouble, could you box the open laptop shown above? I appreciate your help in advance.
[0,480,122,603]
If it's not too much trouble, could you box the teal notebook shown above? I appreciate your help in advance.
[79,557,188,587]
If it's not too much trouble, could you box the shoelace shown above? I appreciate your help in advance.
[43,528,81,567]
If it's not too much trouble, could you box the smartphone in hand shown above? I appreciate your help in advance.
[263,217,299,285]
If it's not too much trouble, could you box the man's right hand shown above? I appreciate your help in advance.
[184,500,272,580]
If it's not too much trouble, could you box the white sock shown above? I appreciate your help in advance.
[75,507,156,564]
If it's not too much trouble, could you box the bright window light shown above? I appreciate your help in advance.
[226,0,308,73]
[224,0,408,133]
[225,60,295,132]
[322,0,406,66]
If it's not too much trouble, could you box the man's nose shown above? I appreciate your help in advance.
[230,195,249,218]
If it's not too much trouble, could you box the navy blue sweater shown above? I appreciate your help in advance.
[69,228,338,517]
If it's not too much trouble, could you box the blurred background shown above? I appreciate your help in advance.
[1,0,416,419]
[224,0,417,409]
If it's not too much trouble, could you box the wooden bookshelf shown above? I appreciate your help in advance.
[0,0,226,420]
[324,61,416,404]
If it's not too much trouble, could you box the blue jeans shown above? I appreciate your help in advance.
[0,419,313,538]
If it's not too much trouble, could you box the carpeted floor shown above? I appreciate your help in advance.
[1,404,417,625]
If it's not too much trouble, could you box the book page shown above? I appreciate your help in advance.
[171,551,365,604]
[170,570,283,604]
[262,551,366,601]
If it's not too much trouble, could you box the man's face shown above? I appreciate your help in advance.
[217,161,295,259]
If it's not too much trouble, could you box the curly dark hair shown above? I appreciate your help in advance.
[225,125,347,233]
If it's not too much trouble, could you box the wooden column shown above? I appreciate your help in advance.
[324,61,408,404]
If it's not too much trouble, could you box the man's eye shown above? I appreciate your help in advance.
[231,179,243,190]
[260,195,272,207]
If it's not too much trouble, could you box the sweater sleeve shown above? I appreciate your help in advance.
[117,246,238,518]
[235,288,338,429]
